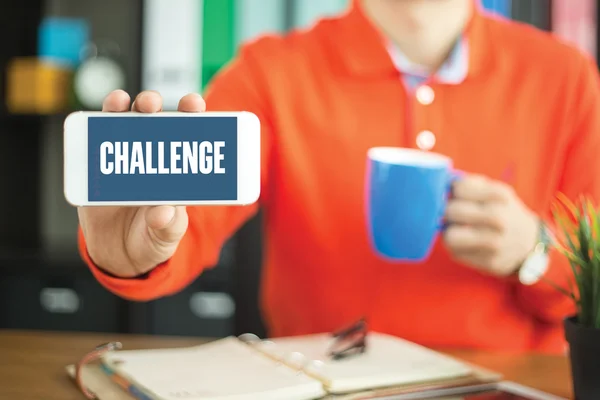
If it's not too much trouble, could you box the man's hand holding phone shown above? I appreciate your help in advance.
[77,90,203,278]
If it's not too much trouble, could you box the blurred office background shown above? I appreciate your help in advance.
[0,0,597,339]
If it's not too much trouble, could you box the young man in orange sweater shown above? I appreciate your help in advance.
[77,0,600,354]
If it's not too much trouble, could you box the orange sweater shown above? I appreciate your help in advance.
[80,2,600,353]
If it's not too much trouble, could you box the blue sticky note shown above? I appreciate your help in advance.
[38,17,90,67]
[481,0,511,18]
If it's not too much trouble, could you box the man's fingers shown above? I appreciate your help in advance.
[132,91,163,113]
[145,206,188,244]
[452,174,512,203]
[102,90,131,112]
[450,248,513,277]
[103,90,200,114]
[178,93,206,112]
[443,225,499,253]
[445,199,504,230]
[451,252,496,275]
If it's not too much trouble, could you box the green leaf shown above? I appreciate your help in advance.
[549,195,600,328]
[554,208,580,257]
[556,192,579,221]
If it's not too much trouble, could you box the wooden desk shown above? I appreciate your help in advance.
[0,329,573,399]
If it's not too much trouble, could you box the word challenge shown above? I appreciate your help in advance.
[99,140,226,175]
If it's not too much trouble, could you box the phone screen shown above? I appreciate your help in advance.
[87,116,238,202]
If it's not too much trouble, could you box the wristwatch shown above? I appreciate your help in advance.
[518,220,553,285]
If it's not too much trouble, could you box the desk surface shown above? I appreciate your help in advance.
[0,329,572,399]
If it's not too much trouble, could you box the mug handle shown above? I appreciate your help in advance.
[448,169,465,195]
[439,169,465,231]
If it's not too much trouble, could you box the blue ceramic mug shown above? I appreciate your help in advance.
[365,147,460,262]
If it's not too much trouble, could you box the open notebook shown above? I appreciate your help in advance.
[67,332,501,400]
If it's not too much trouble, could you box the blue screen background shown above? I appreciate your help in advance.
[87,116,238,202]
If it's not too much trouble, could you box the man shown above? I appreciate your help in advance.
[78,0,600,354]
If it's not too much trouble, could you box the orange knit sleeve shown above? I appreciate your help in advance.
[79,39,278,301]
[514,53,600,322]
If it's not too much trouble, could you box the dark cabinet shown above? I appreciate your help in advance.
[0,261,127,333]
[125,239,240,338]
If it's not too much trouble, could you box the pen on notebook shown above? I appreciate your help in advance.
[328,318,368,360]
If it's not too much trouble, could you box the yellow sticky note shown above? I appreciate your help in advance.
[6,57,73,114]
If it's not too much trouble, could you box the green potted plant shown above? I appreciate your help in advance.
[551,194,600,400]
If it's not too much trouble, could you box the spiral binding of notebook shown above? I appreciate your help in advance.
[67,320,503,400]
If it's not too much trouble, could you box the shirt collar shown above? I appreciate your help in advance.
[387,37,469,85]
[332,0,492,80]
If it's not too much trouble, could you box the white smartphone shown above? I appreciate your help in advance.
[63,111,261,206]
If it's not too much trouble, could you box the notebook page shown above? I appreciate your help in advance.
[257,332,473,394]
[101,337,326,400]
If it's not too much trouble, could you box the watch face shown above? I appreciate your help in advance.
[74,57,125,109]
[519,252,550,286]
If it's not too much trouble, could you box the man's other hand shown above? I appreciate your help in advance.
[443,174,539,277]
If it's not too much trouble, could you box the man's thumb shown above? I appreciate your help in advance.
[145,206,176,230]
[145,206,188,244]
